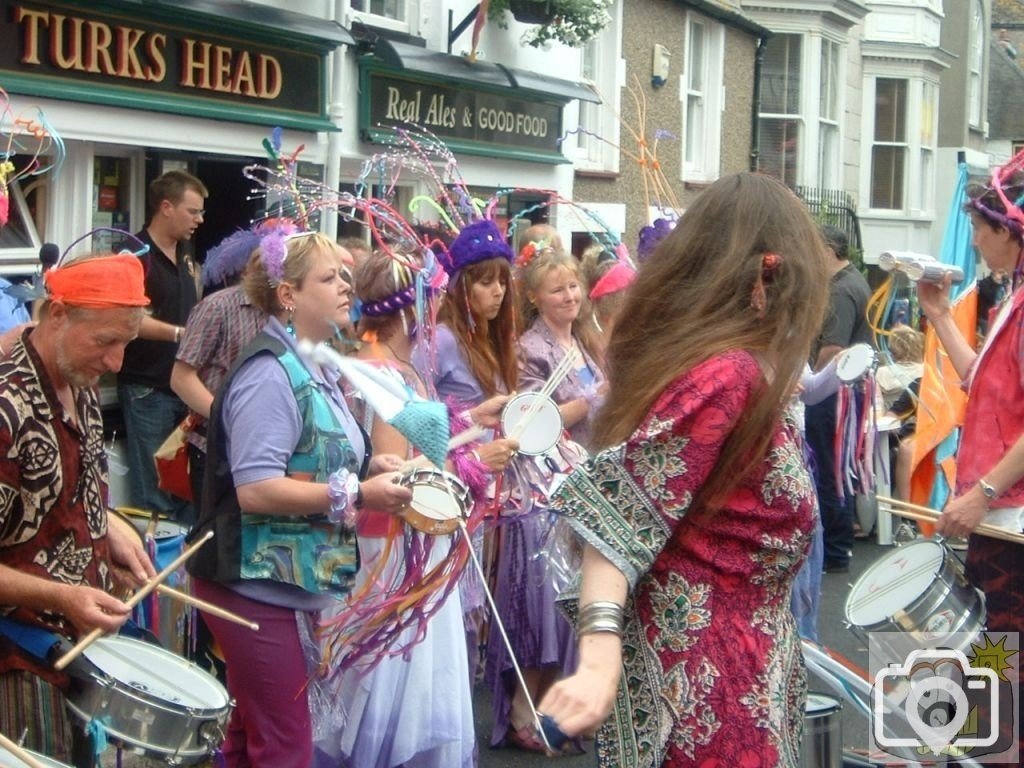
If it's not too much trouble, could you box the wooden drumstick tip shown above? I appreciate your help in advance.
[0,730,49,768]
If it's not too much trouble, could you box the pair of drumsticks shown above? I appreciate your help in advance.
[53,530,258,673]
[877,496,1024,545]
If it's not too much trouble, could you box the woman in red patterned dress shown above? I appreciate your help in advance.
[537,172,831,767]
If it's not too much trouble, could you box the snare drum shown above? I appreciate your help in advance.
[500,392,563,456]
[65,636,231,764]
[836,343,876,383]
[800,693,842,768]
[0,745,71,768]
[401,469,472,535]
[845,540,986,648]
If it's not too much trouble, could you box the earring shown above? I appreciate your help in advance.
[285,306,295,337]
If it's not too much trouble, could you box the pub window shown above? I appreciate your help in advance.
[0,159,44,275]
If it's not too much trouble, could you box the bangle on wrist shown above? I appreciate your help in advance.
[173,326,182,344]
[326,468,361,527]
[577,600,624,638]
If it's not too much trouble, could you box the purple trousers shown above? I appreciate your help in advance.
[192,579,313,768]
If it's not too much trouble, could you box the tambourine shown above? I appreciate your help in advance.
[835,343,876,383]
[500,391,564,456]
[399,468,472,535]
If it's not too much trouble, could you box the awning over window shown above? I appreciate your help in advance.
[148,0,355,47]
[373,39,600,104]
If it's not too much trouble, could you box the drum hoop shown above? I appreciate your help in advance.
[402,469,470,535]
[836,343,876,383]
[845,541,981,632]
[81,637,230,714]
[500,391,564,456]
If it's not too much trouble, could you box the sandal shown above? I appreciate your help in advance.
[505,724,549,753]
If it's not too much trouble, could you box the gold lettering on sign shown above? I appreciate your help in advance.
[85,20,115,75]
[16,6,47,65]
[180,39,212,89]
[12,6,288,101]
[115,26,146,79]
[258,55,281,99]
[50,14,85,70]
[145,33,167,82]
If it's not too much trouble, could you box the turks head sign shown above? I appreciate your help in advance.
[0,0,336,130]
[363,70,566,162]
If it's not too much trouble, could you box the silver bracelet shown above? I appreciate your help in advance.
[577,601,624,637]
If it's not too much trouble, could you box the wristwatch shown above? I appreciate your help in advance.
[978,477,998,503]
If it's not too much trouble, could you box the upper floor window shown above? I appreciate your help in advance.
[758,34,802,186]
[574,1,621,173]
[968,0,984,128]
[350,0,413,33]
[818,39,841,188]
[870,78,908,209]
[683,15,724,182]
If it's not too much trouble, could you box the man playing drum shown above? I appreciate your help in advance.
[0,252,156,767]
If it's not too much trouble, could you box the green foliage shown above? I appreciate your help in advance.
[487,0,614,48]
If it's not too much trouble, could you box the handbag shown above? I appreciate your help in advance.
[154,415,196,501]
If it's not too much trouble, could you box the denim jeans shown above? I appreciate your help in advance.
[117,382,193,522]
[805,392,855,566]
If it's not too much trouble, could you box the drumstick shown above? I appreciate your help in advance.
[878,496,1024,545]
[154,585,260,631]
[54,530,214,671]
[402,424,488,472]
[0,731,48,768]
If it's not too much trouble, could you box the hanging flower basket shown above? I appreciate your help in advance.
[487,0,613,48]
[509,0,555,24]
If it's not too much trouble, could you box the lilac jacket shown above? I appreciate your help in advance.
[518,318,605,449]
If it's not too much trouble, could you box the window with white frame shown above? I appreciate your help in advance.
[758,34,802,186]
[818,39,840,188]
[968,0,984,128]
[920,81,937,213]
[682,15,723,182]
[350,0,413,32]
[574,1,621,173]
[870,78,908,210]
[578,38,603,164]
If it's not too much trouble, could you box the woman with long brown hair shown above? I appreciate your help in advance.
[412,218,520,698]
[537,172,831,767]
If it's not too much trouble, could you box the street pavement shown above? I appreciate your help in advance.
[100,535,905,767]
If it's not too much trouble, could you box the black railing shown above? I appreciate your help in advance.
[794,185,863,257]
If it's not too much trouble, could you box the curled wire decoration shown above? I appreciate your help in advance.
[58,228,150,268]
[0,87,66,226]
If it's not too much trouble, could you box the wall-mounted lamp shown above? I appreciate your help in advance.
[652,43,671,88]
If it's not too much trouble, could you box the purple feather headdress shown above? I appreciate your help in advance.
[637,217,675,262]
[203,219,297,287]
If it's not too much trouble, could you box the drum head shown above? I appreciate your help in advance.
[846,540,944,627]
[0,745,71,768]
[410,476,465,522]
[501,392,563,456]
[82,636,229,712]
[836,343,875,383]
